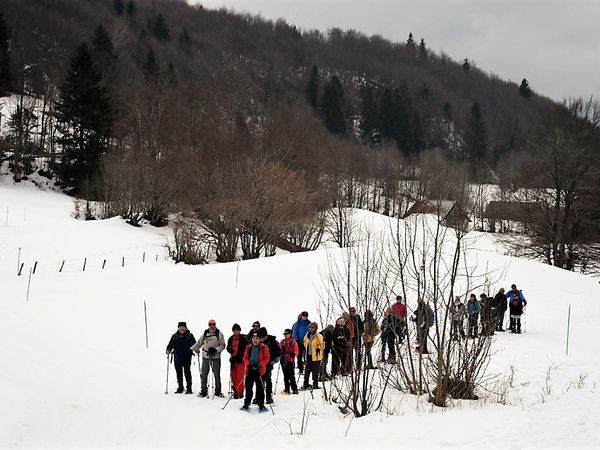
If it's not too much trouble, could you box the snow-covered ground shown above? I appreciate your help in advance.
[1,181,599,449]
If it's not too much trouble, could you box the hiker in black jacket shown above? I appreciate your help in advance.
[494,288,508,332]
[258,327,281,404]
[166,322,196,394]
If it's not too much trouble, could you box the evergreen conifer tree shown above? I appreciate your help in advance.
[306,64,320,110]
[464,101,487,164]
[379,88,399,143]
[321,75,346,135]
[151,14,171,42]
[178,28,191,53]
[113,0,125,16]
[126,1,136,16]
[55,44,112,190]
[407,32,415,48]
[418,38,427,61]
[462,58,471,73]
[91,24,114,70]
[359,84,380,146]
[519,78,532,98]
[143,49,159,80]
[0,8,12,96]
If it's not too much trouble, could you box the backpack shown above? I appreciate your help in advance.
[266,336,281,363]
[426,305,435,327]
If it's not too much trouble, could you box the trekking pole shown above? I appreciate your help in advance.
[196,353,202,391]
[258,377,275,415]
[165,353,171,394]
[522,306,527,333]
[210,357,215,399]
[273,363,281,396]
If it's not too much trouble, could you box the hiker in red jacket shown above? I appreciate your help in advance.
[241,334,270,411]
[279,329,299,394]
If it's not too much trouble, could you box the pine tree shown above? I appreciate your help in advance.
[178,28,191,53]
[394,85,414,157]
[462,58,471,73]
[55,44,112,190]
[113,0,124,16]
[464,101,487,164]
[306,64,320,110]
[519,78,532,98]
[407,32,415,48]
[0,7,12,96]
[379,88,399,143]
[412,110,426,155]
[359,84,380,146]
[418,38,427,61]
[91,24,114,70]
[321,75,346,135]
[126,1,136,16]
[151,14,170,42]
[143,49,159,80]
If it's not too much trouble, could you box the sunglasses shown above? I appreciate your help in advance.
[208,322,216,326]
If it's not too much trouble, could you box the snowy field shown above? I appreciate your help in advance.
[1,179,600,449]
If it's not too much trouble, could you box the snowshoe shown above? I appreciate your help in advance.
[280,390,290,395]
[258,406,269,413]
[240,405,250,411]
[175,386,184,394]
[185,388,193,394]
[198,392,208,398]
[215,393,225,398]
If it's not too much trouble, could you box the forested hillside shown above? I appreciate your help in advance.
[1,0,598,269]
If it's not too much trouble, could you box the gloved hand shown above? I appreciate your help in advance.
[268,362,274,369]
[229,357,233,363]
[235,354,243,363]
[207,347,217,355]
[316,347,321,355]
[524,301,527,306]
[166,350,171,355]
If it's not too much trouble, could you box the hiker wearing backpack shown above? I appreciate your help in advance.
[258,327,281,404]
[292,312,311,374]
[362,310,380,369]
[191,319,226,398]
[467,294,481,338]
[451,297,467,340]
[380,308,400,363]
[506,284,527,333]
[279,328,299,394]
[301,322,325,390]
[241,333,270,412]
[412,298,433,354]
[331,317,350,377]
[494,288,508,332]
[226,323,248,399]
[166,321,196,394]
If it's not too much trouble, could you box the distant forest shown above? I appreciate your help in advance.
[1,0,598,270]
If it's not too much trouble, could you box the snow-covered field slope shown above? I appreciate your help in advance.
[1,182,599,449]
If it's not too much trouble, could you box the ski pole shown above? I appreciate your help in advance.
[273,362,281,396]
[165,353,171,394]
[258,376,275,415]
[222,390,235,410]
[197,353,202,390]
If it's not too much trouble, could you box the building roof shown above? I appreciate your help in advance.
[404,200,463,221]
[483,201,541,222]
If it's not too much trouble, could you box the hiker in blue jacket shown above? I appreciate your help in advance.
[467,294,481,338]
[292,311,310,374]
[506,284,527,333]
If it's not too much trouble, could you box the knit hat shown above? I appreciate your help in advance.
[232,323,241,332]
[252,321,261,328]
[177,321,187,328]
[257,327,268,338]
[284,328,292,335]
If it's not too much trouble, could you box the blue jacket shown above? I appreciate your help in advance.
[467,300,481,315]
[293,317,310,342]
[166,330,196,364]
[506,289,526,304]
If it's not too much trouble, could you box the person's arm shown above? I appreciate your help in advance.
[216,331,226,354]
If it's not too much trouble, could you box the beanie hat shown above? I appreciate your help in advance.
[257,327,268,338]
[232,323,241,332]
[178,321,187,328]
[252,321,261,328]
[284,328,292,335]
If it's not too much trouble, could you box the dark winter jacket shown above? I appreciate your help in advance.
[323,325,334,352]
[243,343,270,377]
[227,334,248,364]
[381,314,404,339]
[166,330,196,364]
[509,298,524,316]
[332,325,350,350]
[451,303,467,321]
[349,314,365,342]
[262,335,282,366]
[413,302,429,329]
[292,316,311,342]
[495,291,508,312]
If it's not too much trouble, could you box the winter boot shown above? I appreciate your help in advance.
[266,396,273,404]
[175,385,184,394]
[185,386,193,394]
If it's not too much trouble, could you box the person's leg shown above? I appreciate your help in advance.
[174,361,184,392]
[212,358,222,395]
[184,361,192,393]
[232,362,245,397]
[255,372,265,407]
[243,373,254,407]
[331,349,340,376]
[303,357,312,388]
[312,361,321,388]
[297,341,305,373]
[201,358,210,395]
[263,366,273,401]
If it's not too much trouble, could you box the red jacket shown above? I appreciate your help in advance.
[280,337,299,363]
[391,302,406,319]
[243,343,270,377]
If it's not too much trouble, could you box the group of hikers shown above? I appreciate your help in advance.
[166,284,527,411]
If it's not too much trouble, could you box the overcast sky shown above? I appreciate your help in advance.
[191,0,599,102]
